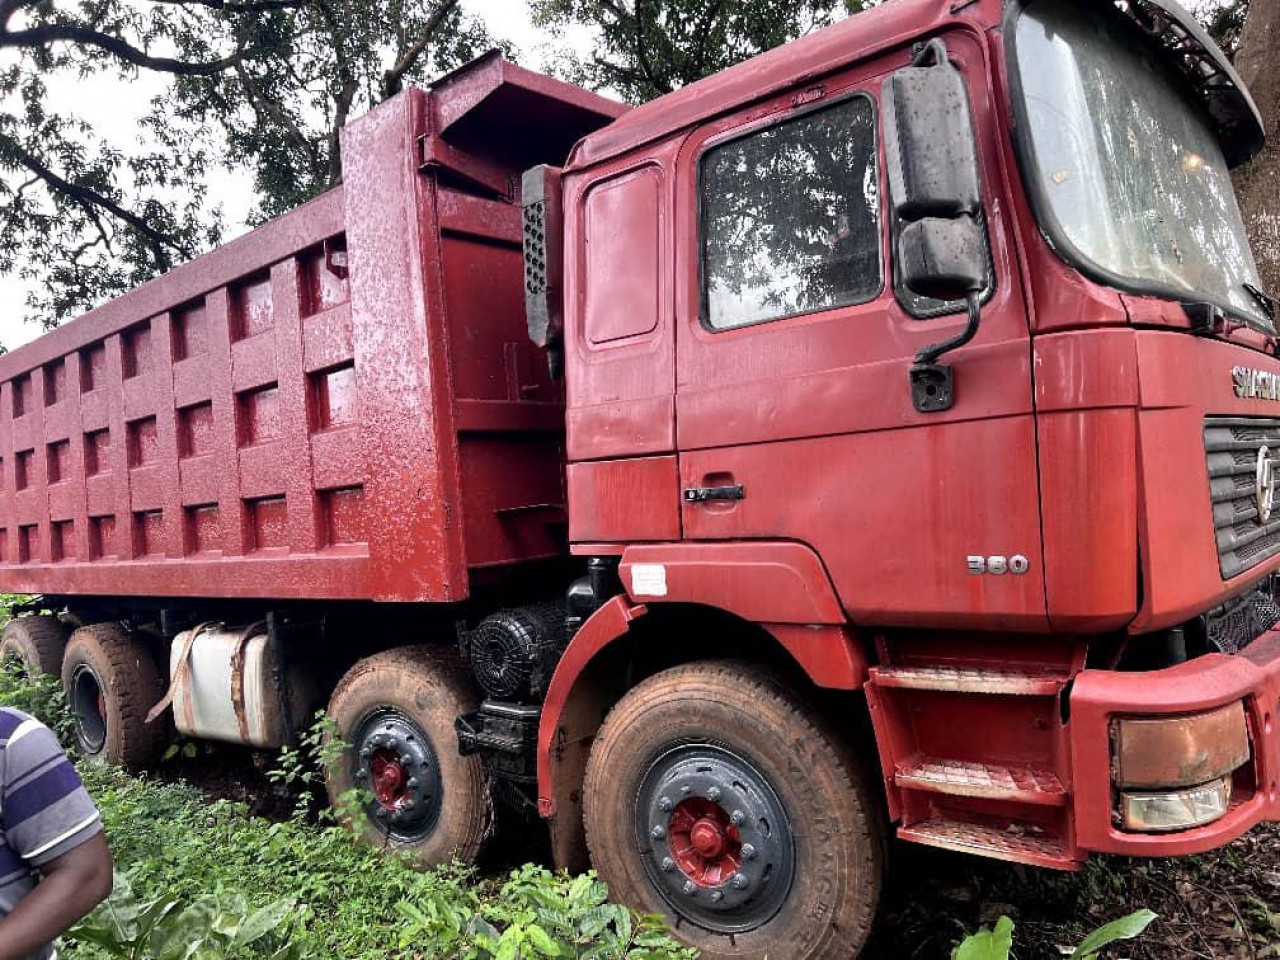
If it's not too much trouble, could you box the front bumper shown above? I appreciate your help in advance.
[1071,628,1280,855]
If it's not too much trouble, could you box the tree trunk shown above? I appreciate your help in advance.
[1233,0,1280,293]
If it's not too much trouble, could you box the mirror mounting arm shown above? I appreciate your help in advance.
[909,292,982,413]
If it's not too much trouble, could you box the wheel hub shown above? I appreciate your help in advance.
[69,664,107,754]
[638,744,795,934]
[354,711,442,841]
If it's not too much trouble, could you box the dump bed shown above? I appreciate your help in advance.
[0,56,625,603]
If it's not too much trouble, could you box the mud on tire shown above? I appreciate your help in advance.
[60,623,167,769]
[325,646,494,868]
[583,659,885,960]
[0,615,68,676]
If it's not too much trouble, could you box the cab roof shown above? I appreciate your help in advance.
[568,0,958,169]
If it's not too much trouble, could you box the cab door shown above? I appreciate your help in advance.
[674,31,1047,630]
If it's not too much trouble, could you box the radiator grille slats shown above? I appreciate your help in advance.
[1205,417,1280,579]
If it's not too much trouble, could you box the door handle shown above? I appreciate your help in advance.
[684,484,745,503]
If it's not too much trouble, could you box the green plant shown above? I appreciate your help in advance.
[953,910,1157,960]
[68,870,303,959]
[266,710,359,823]
[396,865,697,960]
[0,657,74,742]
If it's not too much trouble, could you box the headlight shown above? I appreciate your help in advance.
[1120,777,1232,832]
[1112,702,1249,833]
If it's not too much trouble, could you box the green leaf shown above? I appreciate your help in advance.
[525,923,564,956]
[1070,909,1158,959]
[953,916,1015,960]
[234,899,295,946]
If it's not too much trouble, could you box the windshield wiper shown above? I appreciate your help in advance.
[1245,282,1277,323]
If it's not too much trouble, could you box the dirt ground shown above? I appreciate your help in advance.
[866,824,1280,959]
[161,744,1280,958]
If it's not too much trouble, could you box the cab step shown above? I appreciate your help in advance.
[896,757,1067,806]
[899,818,1076,870]
[870,664,1066,696]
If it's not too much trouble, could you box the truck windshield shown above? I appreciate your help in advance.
[1010,0,1271,332]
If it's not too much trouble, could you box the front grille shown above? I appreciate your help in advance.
[1203,579,1280,653]
[1205,417,1280,579]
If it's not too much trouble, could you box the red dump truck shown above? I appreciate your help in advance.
[1,0,1277,955]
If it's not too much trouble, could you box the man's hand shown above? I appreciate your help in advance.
[0,832,113,960]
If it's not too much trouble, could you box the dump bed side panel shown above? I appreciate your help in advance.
[0,60,624,603]
[0,187,389,601]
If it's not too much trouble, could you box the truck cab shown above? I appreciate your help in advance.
[527,0,1280,953]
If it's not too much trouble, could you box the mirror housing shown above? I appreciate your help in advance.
[883,42,981,220]
[900,216,987,303]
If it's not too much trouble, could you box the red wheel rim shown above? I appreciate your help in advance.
[668,797,742,886]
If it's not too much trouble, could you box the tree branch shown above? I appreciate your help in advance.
[147,0,307,12]
[0,22,248,75]
[0,132,189,266]
[381,0,460,98]
[233,62,324,183]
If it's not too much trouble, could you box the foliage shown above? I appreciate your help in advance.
[167,0,501,222]
[1191,0,1251,58]
[69,870,302,960]
[952,910,1157,960]
[530,0,875,104]
[397,864,697,959]
[0,0,496,329]
[0,649,74,742]
[265,709,358,822]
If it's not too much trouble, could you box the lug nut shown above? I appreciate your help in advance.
[404,799,416,810]
[407,777,419,788]
[359,747,372,759]
[741,843,757,861]
[707,787,722,801]
[730,809,745,825]
[731,873,749,890]
[681,785,692,795]
[651,825,666,840]
[400,753,412,764]
[658,796,672,812]
[710,891,724,903]
[661,858,675,873]
[682,881,697,897]
[356,768,368,781]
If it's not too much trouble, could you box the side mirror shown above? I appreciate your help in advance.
[883,40,990,413]
[899,216,987,303]
[883,41,981,221]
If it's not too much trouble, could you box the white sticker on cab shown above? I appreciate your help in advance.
[630,563,668,597]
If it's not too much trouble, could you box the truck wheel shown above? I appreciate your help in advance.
[0,615,68,676]
[60,624,167,768]
[583,660,885,960]
[325,647,493,867]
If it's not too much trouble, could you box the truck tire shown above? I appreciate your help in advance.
[325,647,493,868]
[0,615,68,676]
[583,660,885,960]
[60,624,167,768]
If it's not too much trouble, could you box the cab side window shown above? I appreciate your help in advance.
[700,95,880,331]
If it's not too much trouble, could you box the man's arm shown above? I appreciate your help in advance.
[0,833,112,960]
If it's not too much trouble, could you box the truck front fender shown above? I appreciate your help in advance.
[537,596,647,869]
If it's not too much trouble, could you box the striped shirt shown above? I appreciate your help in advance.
[0,708,102,960]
